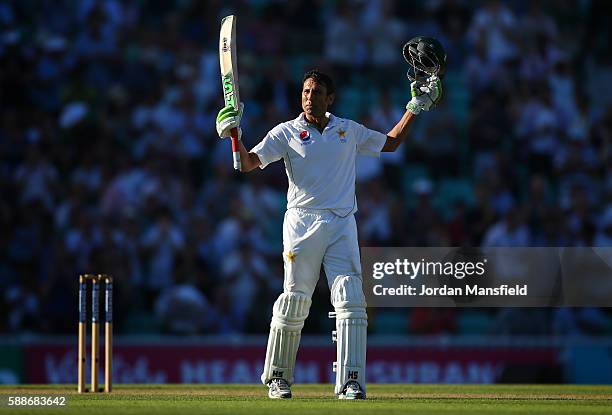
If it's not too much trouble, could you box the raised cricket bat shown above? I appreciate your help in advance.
[219,15,241,171]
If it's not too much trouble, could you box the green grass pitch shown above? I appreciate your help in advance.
[1,384,611,414]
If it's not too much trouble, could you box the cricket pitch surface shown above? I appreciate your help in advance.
[1,384,612,414]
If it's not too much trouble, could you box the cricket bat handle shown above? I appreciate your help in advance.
[230,127,241,171]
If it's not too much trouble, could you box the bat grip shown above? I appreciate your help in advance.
[230,127,241,171]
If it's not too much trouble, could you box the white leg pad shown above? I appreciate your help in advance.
[261,292,311,386]
[330,275,367,395]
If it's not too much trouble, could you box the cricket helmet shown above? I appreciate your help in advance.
[402,36,447,82]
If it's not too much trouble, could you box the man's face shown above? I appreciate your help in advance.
[302,78,334,117]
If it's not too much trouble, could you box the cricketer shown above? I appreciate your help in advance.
[215,44,443,399]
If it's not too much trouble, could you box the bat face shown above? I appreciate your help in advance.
[219,14,242,170]
[219,15,240,110]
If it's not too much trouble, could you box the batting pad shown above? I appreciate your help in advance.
[330,275,368,395]
[261,292,312,385]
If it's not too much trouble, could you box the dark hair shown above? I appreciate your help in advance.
[302,69,335,96]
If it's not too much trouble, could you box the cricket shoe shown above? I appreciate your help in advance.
[338,381,365,400]
[268,378,292,399]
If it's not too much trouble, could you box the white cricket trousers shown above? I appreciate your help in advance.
[282,207,362,294]
[261,207,368,394]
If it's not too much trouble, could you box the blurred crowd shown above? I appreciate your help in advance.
[1,0,612,337]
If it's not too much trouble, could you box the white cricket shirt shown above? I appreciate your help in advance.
[251,112,387,217]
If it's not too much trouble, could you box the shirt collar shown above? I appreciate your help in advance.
[293,112,337,129]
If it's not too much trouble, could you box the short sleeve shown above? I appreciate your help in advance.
[251,126,287,169]
[353,121,387,157]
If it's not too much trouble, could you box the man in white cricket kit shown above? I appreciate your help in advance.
[216,69,442,399]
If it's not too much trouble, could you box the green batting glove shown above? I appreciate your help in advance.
[406,76,443,115]
[216,103,244,138]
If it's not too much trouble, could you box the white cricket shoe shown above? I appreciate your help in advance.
[338,381,365,400]
[268,378,292,399]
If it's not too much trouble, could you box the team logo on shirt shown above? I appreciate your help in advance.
[298,130,312,145]
[337,129,347,143]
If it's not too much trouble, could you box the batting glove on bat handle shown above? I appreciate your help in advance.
[216,103,244,138]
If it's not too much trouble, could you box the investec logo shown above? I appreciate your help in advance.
[222,37,229,53]
[223,74,235,107]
